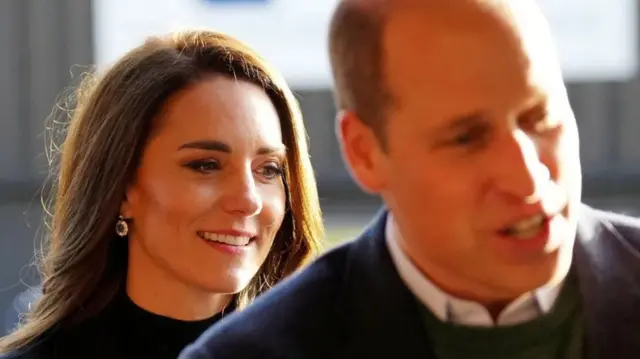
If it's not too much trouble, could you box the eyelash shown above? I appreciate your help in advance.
[186,160,221,173]
[450,127,489,148]
[185,160,284,180]
[448,116,557,150]
[261,163,284,179]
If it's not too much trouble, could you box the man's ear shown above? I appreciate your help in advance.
[336,110,387,194]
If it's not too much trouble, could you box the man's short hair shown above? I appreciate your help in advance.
[329,1,391,140]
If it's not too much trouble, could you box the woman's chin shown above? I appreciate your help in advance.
[194,272,256,295]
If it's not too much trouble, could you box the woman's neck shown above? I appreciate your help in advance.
[126,241,232,321]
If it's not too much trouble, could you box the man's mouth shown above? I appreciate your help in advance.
[499,214,547,240]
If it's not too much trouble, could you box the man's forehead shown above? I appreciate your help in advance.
[377,0,564,128]
[380,0,557,87]
[381,0,549,39]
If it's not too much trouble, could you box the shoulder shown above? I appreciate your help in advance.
[1,313,115,359]
[0,334,56,359]
[180,241,356,359]
[596,208,640,231]
[1,349,42,359]
[577,204,640,262]
[584,205,640,243]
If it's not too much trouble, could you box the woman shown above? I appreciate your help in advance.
[0,29,324,358]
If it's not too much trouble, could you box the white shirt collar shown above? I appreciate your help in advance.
[385,213,564,327]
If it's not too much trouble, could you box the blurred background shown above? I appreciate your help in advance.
[1,0,640,335]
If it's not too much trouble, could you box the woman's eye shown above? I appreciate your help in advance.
[260,164,283,180]
[185,160,220,173]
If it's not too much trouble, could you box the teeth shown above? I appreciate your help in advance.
[199,232,251,246]
[505,214,545,239]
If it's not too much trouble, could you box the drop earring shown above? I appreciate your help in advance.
[115,215,129,237]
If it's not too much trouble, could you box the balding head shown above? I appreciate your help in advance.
[328,0,561,141]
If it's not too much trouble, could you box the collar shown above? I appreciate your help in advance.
[385,213,565,327]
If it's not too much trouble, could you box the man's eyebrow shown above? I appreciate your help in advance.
[431,111,488,136]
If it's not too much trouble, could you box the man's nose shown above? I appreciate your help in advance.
[492,130,550,203]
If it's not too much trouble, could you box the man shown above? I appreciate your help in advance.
[180,0,640,358]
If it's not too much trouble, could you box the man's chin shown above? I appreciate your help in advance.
[498,256,571,297]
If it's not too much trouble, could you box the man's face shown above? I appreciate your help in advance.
[343,1,582,302]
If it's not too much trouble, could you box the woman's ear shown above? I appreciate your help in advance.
[119,198,131,219]
[119,186,134,219]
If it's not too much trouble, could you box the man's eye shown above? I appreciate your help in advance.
[450,127,489,147]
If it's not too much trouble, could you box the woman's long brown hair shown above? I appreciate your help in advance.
[0,30,324,353]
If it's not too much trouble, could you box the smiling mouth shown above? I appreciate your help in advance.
[197,231,255,247]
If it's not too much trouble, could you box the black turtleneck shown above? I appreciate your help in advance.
[6,291,230,359]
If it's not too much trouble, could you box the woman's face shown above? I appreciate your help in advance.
[121,76,287,297]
